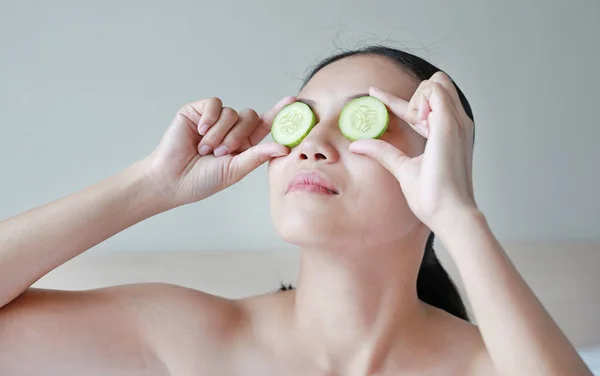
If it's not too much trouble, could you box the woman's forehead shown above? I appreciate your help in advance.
[299,55,418,105]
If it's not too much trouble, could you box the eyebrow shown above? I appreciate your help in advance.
[297,93,369,107]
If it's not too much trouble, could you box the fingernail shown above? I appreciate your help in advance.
[270,151,287,157]
[199,145,213,156]
[213,145,230,157]
[198,124,209,135]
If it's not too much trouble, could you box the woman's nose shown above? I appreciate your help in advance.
[294,123,340,163]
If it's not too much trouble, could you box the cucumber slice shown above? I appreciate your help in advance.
[272,102,316,147]
[339,96,389,141]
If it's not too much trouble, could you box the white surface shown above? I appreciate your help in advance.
[1,1,600,253]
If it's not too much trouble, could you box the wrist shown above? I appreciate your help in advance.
[431,205,487,244]
[122,158,179,216]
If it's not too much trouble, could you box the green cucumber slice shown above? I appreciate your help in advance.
[339,96,389,141]
[272,102,316,147]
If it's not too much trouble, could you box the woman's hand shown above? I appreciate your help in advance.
[349,72,477,235]
[351,73,595,376]
[144,96,296,207]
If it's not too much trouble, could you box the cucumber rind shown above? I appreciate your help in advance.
[272,102,316,147]
[339,96,389,141]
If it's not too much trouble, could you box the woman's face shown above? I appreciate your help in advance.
[269,55,426,249]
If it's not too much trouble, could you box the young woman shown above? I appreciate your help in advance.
[0,46,592,375]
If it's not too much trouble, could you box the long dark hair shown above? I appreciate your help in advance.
[280,45,471,321]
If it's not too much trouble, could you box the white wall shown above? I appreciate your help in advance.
[2,0,600,356]
[1,0,599,251]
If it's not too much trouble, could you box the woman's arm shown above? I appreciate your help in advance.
[438,208,592,376]
[0,161,168,308]
[349,72,592,376]
[0,162,180,376]
[0,283,242,376]
[0,96,292,374]
[0,95,292,309]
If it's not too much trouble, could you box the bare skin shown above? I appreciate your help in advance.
[0,55,591,376]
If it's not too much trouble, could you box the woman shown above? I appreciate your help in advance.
[0,46,591,375]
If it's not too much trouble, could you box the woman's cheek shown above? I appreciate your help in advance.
[267,155,289,182]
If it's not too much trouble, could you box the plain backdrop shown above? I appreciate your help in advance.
[1,0,599,252]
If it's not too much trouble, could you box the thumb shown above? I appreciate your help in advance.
[349,139,410,177]
[226,142,289,184]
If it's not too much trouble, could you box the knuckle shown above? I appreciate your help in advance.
[201,132,222,148]
[431,83,449,101]
[221,107,239,122]
[176,104,198,124]
[224,133,245,150]
[200,97,223,125]
[431,82,444,91]
[239,108,259,122]
[201,135,219,148]
[414,80,429,95]
[203,114,220,125]
[223,136,244,151]
[207,96,223,108]
[408,95,421,110]
[178,103,194,117]
[432,71,450,82]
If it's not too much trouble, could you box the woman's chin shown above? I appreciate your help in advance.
[275,217,344,247]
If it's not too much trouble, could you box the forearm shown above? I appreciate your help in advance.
[0,159,172,307]
[438,209,592,376]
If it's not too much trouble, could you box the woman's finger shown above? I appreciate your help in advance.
[369,87,410,120]
[195,97,224,135]
[198,107,239,155]
[410,80,430,124]
[419,83,461,160]
[421,82,457,121]
[175,97,223,135]
[349,138,411,178]
[429,71,463,114]
[250,96,297,146]
[414,81,461,139]
[214,108,259,157]
[417,90,432,123]
[368,87,429,138]
[226,142,290,185]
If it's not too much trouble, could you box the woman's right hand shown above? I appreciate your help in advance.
[144,96,296,207]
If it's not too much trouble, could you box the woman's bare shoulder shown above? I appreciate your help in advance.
[0,283,249,376]
[425,305,496,375]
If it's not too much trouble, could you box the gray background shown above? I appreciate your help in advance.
[1,0,599,252]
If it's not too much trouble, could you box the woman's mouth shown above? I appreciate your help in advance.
[286,172,339,196]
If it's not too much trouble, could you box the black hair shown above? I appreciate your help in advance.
[279,45,471,321]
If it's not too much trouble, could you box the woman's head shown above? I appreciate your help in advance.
[269,45,471,320]
[269,46,473,248]
[269,52,427,249]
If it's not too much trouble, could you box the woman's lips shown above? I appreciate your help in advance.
[286,172,339,195]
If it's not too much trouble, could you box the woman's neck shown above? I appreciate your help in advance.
[291,235,429,374]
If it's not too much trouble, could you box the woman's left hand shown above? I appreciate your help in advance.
[349,71,477,235]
